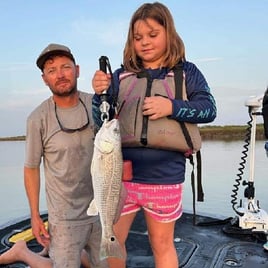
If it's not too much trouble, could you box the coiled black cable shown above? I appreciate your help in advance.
[231,107,253,216]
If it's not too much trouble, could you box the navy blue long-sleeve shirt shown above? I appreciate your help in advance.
[92,61,216,184]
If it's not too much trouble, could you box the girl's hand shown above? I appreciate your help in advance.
[91,70,111,95]
[142,96,173,120]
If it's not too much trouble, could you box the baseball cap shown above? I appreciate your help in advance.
[36,43,76,70]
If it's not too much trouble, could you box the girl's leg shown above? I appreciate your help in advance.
[144,212,178,268]
[0,240,52,268]
[108,212,137,268]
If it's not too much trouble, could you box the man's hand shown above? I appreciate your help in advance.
[31,215,50,248]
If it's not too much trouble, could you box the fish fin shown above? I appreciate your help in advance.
[100,236,126,260]
[99,141,114,153]
[87,199,99,216]
[113,184,128,224]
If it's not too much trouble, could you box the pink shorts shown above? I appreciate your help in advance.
[121,182,183,222]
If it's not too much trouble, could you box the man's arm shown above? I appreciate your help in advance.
[24,166,49,247]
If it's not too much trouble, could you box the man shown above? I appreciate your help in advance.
[23,43,107,267]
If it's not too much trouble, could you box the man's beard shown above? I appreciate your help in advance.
[51,85,77,97]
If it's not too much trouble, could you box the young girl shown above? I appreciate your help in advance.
[92,2,217,268]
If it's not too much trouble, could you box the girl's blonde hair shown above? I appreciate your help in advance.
[123,2,185,72]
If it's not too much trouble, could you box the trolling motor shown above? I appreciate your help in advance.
[230,91,268,250]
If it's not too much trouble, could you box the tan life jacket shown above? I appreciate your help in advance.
[117,66,201,154]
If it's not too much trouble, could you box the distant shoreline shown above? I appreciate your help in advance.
[199,124,265,141]
[0,124,266,142]
[0,136,25,141]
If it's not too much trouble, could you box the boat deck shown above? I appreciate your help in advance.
[0,211,267,267]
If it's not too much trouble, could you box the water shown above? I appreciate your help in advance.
[0,140,267,227]
[184,140,268,219]
[0,141,47,227]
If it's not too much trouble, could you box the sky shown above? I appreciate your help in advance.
[0,0,267,137]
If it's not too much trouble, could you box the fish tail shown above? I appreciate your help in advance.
[100,236,126,260]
